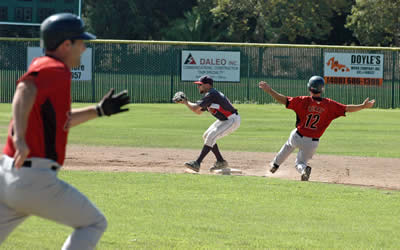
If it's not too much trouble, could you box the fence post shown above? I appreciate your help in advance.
[392,51,395,109]
[247,52,250,101]
[320,48,324,75]
[169,50,175,103]
[258,47,264,76]
[170,74,174,103]
[91,46,96,103]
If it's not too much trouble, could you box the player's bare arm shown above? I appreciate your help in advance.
[258,81,287,105]
[345,97,376,112]
[12,79,37,168]
[184,100,203,114]
[70,88,130,127]
[69,106,98,127]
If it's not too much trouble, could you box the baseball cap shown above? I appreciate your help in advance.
[194,75,213,85]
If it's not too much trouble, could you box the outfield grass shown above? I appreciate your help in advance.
[1,172,399,249]
[2,103,397,157]
[0,103,399,249]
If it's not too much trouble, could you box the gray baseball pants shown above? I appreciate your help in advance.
[0,155,107,249]
[203,113,241,147]
[272,128,319,174]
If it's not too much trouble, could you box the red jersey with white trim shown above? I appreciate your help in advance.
[286,96,346,138]
[3,56,72,165]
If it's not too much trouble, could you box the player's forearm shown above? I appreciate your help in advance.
[264,88,287,105]
[184,101,202,114]
[69,106,98,127]
[345,104,366,112]
[12,81,37,140]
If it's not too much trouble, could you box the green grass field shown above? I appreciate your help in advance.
[2,103,398,157]
[0,103,399,249]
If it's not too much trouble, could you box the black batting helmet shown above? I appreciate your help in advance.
[307,76,325,94]
[40,13,96,51]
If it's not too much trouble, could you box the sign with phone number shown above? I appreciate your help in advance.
[27,47,92,81]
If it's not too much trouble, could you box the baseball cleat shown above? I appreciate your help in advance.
[301,166,312,181]
[269,162,279,173]
[184,160,200,172]
[210,160,229,172]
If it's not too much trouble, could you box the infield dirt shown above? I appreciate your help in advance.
[63,145,400,190]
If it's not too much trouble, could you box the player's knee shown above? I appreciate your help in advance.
[92,213,108,233]
[204,137,216,147]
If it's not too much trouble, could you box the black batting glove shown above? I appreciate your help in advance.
[96,88,130,116]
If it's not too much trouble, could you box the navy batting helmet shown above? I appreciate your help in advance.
[40,13,96,51]
[307,76,325,94]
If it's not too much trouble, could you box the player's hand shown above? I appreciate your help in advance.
[259,81,272,92]
[13,138,30,169]
[363,97,375,109]
[97,88,130,116]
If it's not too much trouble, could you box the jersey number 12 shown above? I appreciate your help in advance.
[305,114,320,129]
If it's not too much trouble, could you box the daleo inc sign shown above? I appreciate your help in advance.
[324,52,384,86]
[181,50,240,82]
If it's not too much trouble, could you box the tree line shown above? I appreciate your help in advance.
[1,0,399,47]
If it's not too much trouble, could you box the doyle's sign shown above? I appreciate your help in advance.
[324,52,384,86]
[181,50,240,82]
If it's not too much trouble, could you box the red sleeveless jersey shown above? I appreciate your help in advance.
[287,96,346,138]
[3,56,72,165]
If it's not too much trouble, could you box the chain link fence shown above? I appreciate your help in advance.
[1,38,399,108]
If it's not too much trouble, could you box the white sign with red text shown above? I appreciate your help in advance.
[27,47,93,81]
[181,50,240,82]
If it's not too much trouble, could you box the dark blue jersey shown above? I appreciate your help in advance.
[197,88,238,120]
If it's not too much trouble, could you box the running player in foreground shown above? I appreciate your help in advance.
[259,76,375,181]
[0,13,129,249]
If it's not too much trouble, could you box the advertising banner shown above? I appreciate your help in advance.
[181,50,240,82]
[27,47,93,81]
[324,52,384,86]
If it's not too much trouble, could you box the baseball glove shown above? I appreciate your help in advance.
[96,88,130,116]
[172,91,187,103]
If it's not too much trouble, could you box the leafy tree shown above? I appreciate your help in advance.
[161,8,217,41]
[83,0,196,40]
[346,0,400,46]
[161,2,228,42]
[166,0,353,44]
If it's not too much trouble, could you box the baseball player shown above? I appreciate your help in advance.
[259,76,375,181]
[173,75,241,172]
[0,13,129,249]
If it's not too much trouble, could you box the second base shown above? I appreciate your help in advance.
[212,168,242,175]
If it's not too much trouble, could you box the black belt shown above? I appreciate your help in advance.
[22,160,59,171]
[296,131,319,141]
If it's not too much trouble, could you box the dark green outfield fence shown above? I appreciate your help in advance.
[1,38,399,108]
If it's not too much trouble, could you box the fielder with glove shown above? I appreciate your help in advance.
[173,75,241,173]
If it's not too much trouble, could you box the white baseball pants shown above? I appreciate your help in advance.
[272,128,319,174]
[203,114,241,147]
[0,155,107,250]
